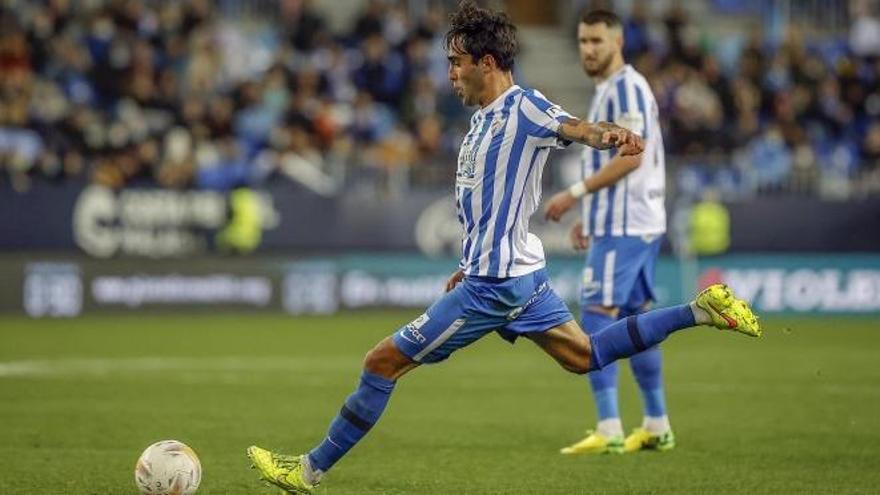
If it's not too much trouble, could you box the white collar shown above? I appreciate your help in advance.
[595,64,630,90]
[478,84,521,115]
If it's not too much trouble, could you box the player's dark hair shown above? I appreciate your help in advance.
[580,9,623,28]
[444,0,518,71]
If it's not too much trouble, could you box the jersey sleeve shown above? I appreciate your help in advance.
[612,76,649,139]
[518,90,574,149]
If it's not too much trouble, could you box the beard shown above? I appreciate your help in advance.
[584,53,614,78]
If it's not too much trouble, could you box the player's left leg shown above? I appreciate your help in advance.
[527,283,760,378]
[247,275,518,493]
[247,336,417,494]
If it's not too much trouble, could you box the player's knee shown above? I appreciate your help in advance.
[569,346,593,375]
[363,341,392,374]
[562,333,593,375]
[363,338,413,379]
[561,354,591,375]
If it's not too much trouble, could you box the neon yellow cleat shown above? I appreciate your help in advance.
[623,427,675,453]
[695,284,761,337]
[247,445,315,494]
[560,430,624,455]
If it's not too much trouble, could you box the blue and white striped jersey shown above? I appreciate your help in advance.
[455,85,571,278]
[581,64,666,237]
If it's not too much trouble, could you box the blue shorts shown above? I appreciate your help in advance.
[393,268,573,364]
[582,235,662,311]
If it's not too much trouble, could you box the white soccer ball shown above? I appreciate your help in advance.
[134,440,202,495]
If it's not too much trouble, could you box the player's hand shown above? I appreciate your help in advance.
[544,189,578,222]
[445,269,465,292]
[602,127,644,156]
[569,221,590,251]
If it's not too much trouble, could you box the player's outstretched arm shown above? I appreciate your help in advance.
[557,118,644,156]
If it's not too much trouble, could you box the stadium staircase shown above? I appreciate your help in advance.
[517,26,591,116]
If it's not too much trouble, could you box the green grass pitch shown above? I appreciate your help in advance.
[1,312,879,494]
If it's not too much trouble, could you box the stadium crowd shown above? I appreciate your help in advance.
[1,0,878,197]
[620,0,880,198]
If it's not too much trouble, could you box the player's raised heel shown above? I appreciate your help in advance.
[246,445,315,494]
[560,430,624,455]
[695,284,761,337]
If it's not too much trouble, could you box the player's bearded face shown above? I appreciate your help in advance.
[578,23,618,78]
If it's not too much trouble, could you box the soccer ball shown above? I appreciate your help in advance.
[134,440,202,495]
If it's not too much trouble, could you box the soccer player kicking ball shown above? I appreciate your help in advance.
[247,2,760,493]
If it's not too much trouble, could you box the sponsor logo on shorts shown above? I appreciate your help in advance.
[400,313,430,344]
[506,306,524,320]
[507,281,549,320]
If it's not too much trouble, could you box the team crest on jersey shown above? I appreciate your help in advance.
[490,114,506,136]
[456,140,479,188]
[581,267,601,298]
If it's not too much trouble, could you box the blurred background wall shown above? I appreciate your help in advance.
[1,0,879,316]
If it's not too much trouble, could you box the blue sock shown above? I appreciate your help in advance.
[589,304,695,371]
[629,346,666,417]
[581,309,619,419]
[308,371,395,472]
[591,387,620,420]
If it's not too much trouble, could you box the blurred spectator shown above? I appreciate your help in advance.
[850,0,880,57]
[688,189,731,256]
[667,64,725,154]
[746,124,793,192]
[860,122,880,192]
[281,0,327,52]
[216,187,263,254]
[622,1,651,60]
[351,0,386,42]
[353,34,407,107]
